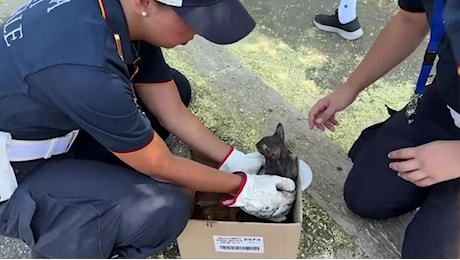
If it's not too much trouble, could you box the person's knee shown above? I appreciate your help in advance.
[116,185,191,258]
[130,185,190,239]
[154,187,191,239]
[344,166,429,219]
[343,168,395,219]
[170,68,192,107]
[343,172,378,219]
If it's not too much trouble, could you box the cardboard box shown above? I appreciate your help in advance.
[177,150,303,259]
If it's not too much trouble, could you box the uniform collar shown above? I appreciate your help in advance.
[101,0,136,64]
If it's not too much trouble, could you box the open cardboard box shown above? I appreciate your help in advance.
[177,150,303,259]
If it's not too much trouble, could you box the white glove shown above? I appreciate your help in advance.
[218,147,265,175]
[220,172,296,222]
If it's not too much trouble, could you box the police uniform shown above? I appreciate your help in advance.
[344,0,460,257]
[0,0,194,258]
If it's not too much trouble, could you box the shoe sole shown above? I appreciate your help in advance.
[313,20,363,40]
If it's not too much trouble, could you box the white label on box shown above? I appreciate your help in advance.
[213,235,264,253]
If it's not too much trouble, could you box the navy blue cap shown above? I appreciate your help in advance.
[158,0,256,44]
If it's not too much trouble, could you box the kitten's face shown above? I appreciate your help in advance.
[256,123,286,159]
[258,143,282,160]
[256,123,299,181]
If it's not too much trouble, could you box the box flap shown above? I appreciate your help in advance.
[293,158,303,224]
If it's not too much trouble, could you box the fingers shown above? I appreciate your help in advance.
[308,100,328,129]
[315,106,336,127]
[274,177,296,192]
[412,177,434,187]
[308,101,339,131]
[330,116,339,126]
[397,170,434,187]
[389,159,420,173]
[315,121,326,131]
[389,157,428,186]
[397,169,426,183]
[388,147,417,160]
[390,163,431,186]
[273,191,295,221]
[315,118,339,132]
[324,121,336,132]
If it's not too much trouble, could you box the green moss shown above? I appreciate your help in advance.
[297,193,356,258]
[225,30,413,150]
[0,0,7,24]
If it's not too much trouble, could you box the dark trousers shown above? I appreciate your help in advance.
[0,68,193,258]
[345,84,460,258]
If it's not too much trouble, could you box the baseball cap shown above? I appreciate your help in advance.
[157,0,256,44]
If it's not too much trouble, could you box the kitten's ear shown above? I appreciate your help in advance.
[275,123,284,141]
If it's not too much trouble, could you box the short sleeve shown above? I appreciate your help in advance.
[131,41,173,84]
[444,0,460,76]
[26,65,154,153]
[398,0,425,12]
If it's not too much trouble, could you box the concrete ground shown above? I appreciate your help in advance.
[0,0,427,258]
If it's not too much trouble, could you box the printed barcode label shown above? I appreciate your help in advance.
[219,245,261,251]
[213,235,264,253]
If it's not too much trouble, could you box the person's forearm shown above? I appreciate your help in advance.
[344,10,429,93]
[162,105,231,163]
[113,133,243,193]
[135,82,232,163]
[162,155,243,193]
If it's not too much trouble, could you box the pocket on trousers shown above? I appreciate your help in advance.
[0,189,121,258]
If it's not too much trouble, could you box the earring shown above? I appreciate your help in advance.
[141,11,147,17]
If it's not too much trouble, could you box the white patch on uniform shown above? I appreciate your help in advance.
[447,104,460,128]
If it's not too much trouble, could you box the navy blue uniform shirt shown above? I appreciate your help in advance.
[0,0,172,152]
[399,0,460,111]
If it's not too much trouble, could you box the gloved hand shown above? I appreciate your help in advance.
[218,147,265,175]
[220,172,296,222]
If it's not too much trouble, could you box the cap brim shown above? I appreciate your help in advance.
[173,0,255,44]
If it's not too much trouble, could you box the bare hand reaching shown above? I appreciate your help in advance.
[308,86,359,131]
